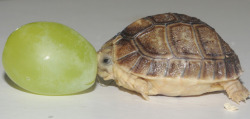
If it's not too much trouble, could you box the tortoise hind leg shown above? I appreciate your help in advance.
[220,80,250,103]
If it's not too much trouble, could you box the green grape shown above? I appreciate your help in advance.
[2,22,97,95]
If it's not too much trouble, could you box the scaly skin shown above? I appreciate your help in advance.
[221,80,250,103]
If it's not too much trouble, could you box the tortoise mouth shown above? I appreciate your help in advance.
[97,60,112,80]
[97,68,112,81]
[97,66,106,77]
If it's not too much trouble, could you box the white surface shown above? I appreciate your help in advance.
[0,0,250,119]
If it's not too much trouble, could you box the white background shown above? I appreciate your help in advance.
[0,0,250,119]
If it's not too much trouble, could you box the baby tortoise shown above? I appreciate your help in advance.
[98,13,249,103]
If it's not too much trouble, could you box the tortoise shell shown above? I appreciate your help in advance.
[112,13,242,81]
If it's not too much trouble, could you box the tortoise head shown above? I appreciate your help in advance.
[97,38,114,81]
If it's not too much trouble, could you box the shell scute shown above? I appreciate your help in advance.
[175,13,202,24]
[114,36,137,59]
[220,37,235,55]
[147,59,168,77]
[136,25,172,59]
[167,23,202,59]
[183,60,202,79]
[151,13,177,23]
[122,18,152,37]
[194,24,224,59]
[200,60,215,80]
[166,59,186,78]
[225,56,237,79]
[132,57,152,75]
[214,60,226,80]
[117,52,140,70]
[233,54,243,75]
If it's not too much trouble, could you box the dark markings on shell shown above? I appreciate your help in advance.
[200,60,215,80]
[219,36,234,55]
[136,25,173,59]
[114,13,242,80]
[122,18,153,37]
[167,23,202,59]
[183,60,202,79]
[233,54,243,75]
[193,24,224,59]
[225,57,236,79]
[117,52,141,70]
[147,59,168,77]
[166,59,186,78]
[214,60,226,80]
[150,13,177,23]
[114,38,137,59]
[132,56,152,75]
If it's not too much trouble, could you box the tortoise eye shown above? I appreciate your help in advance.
[102,57,111,65]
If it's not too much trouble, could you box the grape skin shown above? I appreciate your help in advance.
[2,22,97,95]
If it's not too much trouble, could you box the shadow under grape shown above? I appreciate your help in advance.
[3,72,97,96]
[4,72,31,93]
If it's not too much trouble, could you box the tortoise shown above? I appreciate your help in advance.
[97,13,249,103]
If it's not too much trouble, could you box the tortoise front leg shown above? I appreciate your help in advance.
[115,77,150,100]
[220,80,250,103]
